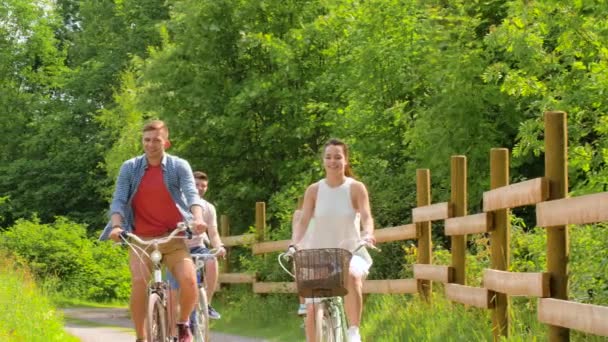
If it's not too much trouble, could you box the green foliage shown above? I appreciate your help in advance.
[485,1,608,196]
[569,224,608,305]
[2,3,608,335]
[0,251,78,342]
[0,217,130,302]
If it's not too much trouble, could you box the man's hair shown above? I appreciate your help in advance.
[143,119,169,139]
[193,171,208,181]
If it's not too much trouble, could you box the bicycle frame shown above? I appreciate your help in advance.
[120,222,193,342]
[278,240,378,342]
[190,249,221,342]
[278,240,377,342]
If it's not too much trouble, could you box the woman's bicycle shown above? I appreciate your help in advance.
[190,248,222,342]
[120,222,193,342]
[279,241,377,342]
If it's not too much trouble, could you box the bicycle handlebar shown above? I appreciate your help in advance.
[190,247,224,260]
[119,222,193,246]
[278,239,380,279]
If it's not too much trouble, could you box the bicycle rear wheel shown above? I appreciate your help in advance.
[192,287,210,342]
[147,293,168,342]
[314,302,337,342]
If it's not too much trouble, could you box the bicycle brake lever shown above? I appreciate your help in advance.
[118,230,129,246]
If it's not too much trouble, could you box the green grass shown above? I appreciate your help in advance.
[211,287,608,342]
[362,293,608,341]
[210,285,305,341]
[0,253,79,342]
[52,296,128,309]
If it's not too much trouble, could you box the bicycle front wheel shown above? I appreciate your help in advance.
[314,302,337,342]
[147,293,168,342]
[192,287,210,342]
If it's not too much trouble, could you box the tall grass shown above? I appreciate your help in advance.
[362,293,536,341]
[212,288,607,341]
[0,251,78,342]
[362,292,607,341]
[210,284,305,341]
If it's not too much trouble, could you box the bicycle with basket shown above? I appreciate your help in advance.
[279,242,376,342]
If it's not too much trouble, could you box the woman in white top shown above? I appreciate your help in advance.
[291,138,376,342]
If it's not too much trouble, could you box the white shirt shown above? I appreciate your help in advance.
[186,199,217,249]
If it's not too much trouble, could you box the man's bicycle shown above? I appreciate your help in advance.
[190,248,222,342]
[279,241,376,342]
[120,222,193,342]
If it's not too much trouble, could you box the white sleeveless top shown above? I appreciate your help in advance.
[299,177,372,267]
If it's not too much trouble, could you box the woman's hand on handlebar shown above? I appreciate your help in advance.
[285,244,297,257]
[362,232,376,246]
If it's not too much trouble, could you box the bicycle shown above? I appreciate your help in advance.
[120,222,193,342]
[190,248,222,342]
[279,241,377,342]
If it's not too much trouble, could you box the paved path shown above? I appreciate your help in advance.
[63,308,267,342]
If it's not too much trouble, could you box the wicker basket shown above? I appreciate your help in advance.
[294,248,352,298]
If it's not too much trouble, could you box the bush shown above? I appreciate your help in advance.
[0,216,130,302]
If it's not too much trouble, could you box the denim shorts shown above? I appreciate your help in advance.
[167,246,210,289]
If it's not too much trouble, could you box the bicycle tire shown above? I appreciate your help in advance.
[330,299,347,342]
[147,293,168,342]
[193,287,210,342]
[314,302,337,342]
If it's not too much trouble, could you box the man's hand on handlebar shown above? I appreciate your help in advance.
[192,218,208,234]
[109,227,124,242]
[215,245,227,258]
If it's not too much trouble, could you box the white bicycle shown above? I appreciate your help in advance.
[190,248,222,342]
[120,222,193,342]
[279,241,377,342]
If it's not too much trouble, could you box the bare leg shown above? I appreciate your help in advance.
[168,289,179,337]
[305,303,316,342]
[204,259,218,303]
[174,259,198,323]
[129,251,151,340]
[344,273,363,327]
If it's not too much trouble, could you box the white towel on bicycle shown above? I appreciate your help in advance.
[350,254,371,278]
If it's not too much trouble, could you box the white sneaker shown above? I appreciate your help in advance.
[347,326,361,342]
[297,303,307,316]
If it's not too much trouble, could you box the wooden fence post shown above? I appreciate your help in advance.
[220,215,231,274]
[254,201,267,278]
[490,148,510,339]
[544,111,569,341]
[255,202,266,242]
[450,156,467,285]
[416,169,432,301]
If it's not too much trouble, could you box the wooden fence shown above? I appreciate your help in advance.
[215,111,608,341]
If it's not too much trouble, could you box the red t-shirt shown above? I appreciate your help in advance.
[132,165,183,237]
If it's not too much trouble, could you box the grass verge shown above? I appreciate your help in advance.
[211,286,608,341]
[0,252,78,342]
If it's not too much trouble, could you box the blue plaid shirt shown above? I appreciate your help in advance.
[99,153,203,241]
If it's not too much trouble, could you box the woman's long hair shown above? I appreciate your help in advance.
[323,138,355,178]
